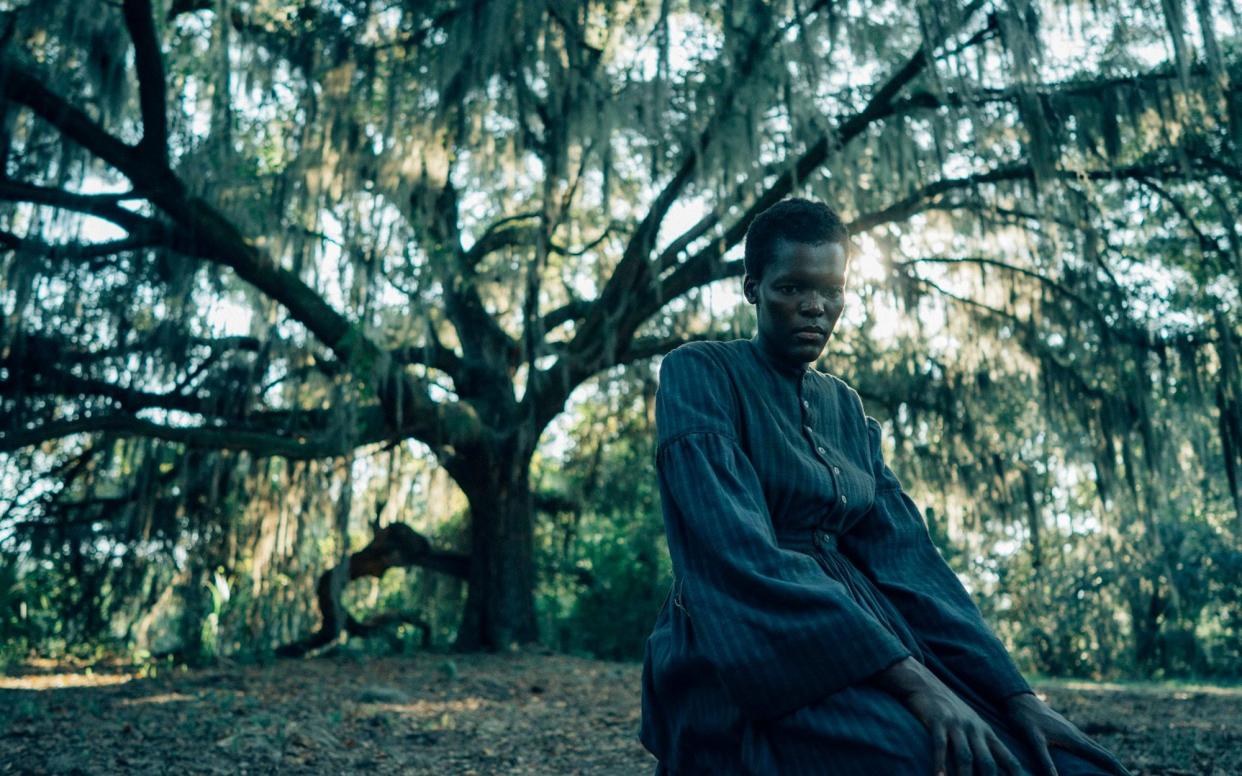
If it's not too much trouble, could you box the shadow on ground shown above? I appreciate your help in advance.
[2,655,1237,774]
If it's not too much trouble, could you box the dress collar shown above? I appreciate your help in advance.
[748,336,810,378]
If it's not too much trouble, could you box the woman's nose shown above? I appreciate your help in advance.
[799,295,825,315]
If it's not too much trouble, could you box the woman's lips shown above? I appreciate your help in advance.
[794,330,826,343]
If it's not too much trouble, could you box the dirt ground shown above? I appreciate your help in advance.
[1,652,1238,775]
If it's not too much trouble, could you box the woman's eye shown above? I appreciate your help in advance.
[778,285,799,295]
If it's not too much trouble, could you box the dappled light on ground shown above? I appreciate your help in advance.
[2,654,1239,774]
[2,653,649,774]
[118,692,196,707]
[0,673,134,691]
[1051,679,1242,697]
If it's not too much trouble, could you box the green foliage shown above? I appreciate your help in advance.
[532,368,671,660]
[1,0,1240,676]
[560,525,669,661]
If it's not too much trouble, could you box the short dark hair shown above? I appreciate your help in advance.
[743,198,848,280]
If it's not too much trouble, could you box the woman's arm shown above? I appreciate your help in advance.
[846,407,1130,775]
[841,413,1032,704]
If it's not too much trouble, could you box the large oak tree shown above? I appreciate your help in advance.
[2,0,1239,652]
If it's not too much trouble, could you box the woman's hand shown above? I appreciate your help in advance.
[874,657,1025,776]
[1004,692,1131,776]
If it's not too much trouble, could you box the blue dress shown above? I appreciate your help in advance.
[640,339,1109,775]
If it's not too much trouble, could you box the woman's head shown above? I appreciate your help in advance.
[742,198,851,368]
[743,198,849,281]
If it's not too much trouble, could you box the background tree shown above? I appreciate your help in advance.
[1,0,1239,666]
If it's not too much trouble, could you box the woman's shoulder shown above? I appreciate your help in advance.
[655,340,753,442]
[807,370,880,455]
[666,338,753,359]
[807,367,864,410]
[659,339,753,380]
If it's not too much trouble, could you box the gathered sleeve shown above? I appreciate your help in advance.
[841,411,1032,704]
[654,346,911,720]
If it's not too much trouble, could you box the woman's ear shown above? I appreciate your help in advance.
[743,275,758,304]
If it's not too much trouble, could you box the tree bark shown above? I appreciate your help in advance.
[453,443,539,651]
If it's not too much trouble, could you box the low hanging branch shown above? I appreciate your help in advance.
[275,523,469,658]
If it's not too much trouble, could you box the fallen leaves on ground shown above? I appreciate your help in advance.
[1,653,1238,774]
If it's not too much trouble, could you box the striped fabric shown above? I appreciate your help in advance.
[639,339,1107,775]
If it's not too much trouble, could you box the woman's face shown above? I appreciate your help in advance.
[744,239,849,368]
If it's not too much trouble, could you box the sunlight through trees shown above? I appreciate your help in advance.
[1,0,1239,675]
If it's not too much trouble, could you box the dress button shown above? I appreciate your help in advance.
[802,400,810,410]
[804,425,813,435]
[841,495,848,505]
[816,446,826,455]
[832,466,841,475]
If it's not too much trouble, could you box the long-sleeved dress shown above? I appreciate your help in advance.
[640,339,1108,775]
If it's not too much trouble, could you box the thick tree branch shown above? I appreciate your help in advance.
[0,363,217,417]
[608,154,1195,371]
[390,342,465,379]
[849,159,1183,233]
[618,333,733,365]
[542,299,591,331]
[907,274,1112,401]
[0,57,483,453]
[420,179,521,385]
[28,328,263,367]
[0,416,346,458]
[0,60,142,173]
[276,522,467,658]
[0,360,469,462]
[121,0,169,164]
[464,224,537,264]
[463,212,540,267]
[897,255,1108,325]
[0,180,152,233]
[553,1,994,402]
[649,160,794,276]
[0,229,157,260]
[562,1,795,372]
[655,210,722,274]
[1134,174,1229,260]
[1,328,296,422]
[886,59,1242,120]
[5,327,471,439]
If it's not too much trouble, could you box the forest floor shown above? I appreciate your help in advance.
[1,651,1239,775]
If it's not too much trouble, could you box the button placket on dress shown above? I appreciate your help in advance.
[799,374,848,510]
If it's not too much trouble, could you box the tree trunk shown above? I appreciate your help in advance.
[454,446,539,651]
[276,523,469,657]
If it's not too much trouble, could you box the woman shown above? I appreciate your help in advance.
[639,198,1129,775]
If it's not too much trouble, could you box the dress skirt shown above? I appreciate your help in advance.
[645,526,1112,775]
